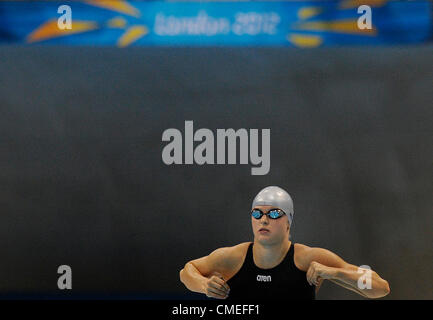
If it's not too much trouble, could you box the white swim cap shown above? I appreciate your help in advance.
[252,186,294,225]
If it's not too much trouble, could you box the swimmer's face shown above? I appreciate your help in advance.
[251,205,290,245]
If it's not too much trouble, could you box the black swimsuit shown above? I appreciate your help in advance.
[226,243,315,300]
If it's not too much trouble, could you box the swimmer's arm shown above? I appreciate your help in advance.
[179,247,233,296]
[305,247,390,299]
[179,258,210,294]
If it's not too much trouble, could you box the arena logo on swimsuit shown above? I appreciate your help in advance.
[162,121,270,175]
[256,274,272,282]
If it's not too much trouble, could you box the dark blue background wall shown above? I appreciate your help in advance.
[0,46,432,299]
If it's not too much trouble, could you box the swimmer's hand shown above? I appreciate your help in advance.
[203,272,230,299]
[306,261,336,286]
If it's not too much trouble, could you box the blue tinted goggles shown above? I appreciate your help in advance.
[251,209,286,220]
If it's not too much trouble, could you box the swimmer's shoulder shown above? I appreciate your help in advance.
[293,242,313,272]
[211,242,251,280]
[293,242,311,253]
[229,241,251,259]
[214,242,250,264]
